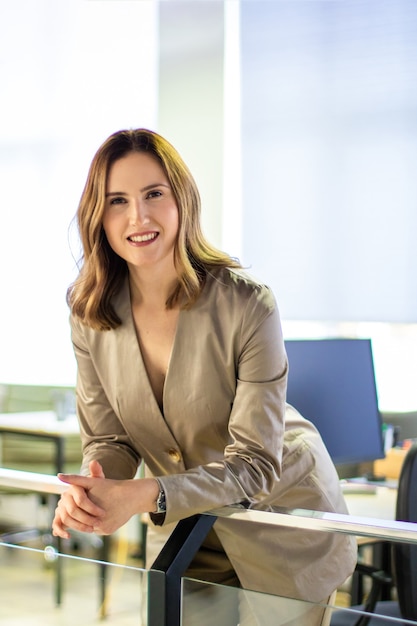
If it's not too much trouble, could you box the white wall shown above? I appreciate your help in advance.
[157,0,225,247]
[0,0,158,386]
[240,0,417,324]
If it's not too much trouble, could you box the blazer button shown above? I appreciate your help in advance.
[168,448,182,463]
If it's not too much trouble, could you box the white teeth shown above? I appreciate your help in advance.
[129,233,157,243]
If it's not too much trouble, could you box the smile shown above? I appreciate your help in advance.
[128,233,158,243]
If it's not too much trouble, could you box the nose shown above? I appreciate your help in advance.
[128,198,149,225]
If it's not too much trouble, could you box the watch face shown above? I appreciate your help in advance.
[157,490,166,513]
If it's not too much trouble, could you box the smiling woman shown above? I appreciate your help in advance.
[52,127,356,626]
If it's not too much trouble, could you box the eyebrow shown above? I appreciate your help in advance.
[105,183,170,197]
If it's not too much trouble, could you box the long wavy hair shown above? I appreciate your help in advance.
[67,128,241,330]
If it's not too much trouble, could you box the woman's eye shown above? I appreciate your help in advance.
[109,196,126,205]
[146,189,162,199]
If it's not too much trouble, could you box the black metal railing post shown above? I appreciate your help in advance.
[148,514,217,626]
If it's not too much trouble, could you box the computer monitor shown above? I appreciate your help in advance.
[284,338,385,467]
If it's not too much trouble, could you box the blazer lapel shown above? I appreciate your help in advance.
[111,278,184,457]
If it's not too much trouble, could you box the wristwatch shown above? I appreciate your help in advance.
[155,485,166,514]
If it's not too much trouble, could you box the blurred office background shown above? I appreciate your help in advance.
[0,0,416,413]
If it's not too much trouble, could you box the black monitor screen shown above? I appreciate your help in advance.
[284,338,385,466]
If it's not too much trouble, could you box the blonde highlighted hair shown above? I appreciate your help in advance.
[67,128,241,330]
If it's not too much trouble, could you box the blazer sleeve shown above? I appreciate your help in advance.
[70,315,141,479]
[159,285,289,525]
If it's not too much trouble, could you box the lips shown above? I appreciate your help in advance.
[128,232,158,243]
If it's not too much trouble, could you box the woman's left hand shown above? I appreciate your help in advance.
[56,461,160,536]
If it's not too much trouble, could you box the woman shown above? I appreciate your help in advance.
[52,128,356,624]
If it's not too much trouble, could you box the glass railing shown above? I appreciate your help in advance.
[182,577,331,625]
[0,539,147,625]
[1,535,416,626]
[1,468,417,625]
[182,577,417,625]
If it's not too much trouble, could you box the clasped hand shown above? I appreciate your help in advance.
[52,460,158,539]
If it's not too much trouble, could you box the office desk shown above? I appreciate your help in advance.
[344,486,397,521]
[343,486,398,604]
[0,411,81,605]
[0,410,80,474]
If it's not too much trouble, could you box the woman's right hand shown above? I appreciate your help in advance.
[52,460,106,539]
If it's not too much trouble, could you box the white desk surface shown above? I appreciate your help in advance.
[344,486,397,521]
[0,411,80,437]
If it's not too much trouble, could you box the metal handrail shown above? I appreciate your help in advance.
[208,505,417,544]
[2,467,417,545]
[0,467,66,494]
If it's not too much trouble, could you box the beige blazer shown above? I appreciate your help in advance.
[71,268,356,602]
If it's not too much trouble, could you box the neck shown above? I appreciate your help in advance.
[128,265,179,309]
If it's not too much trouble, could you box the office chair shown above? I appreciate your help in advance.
[330,442,417,625]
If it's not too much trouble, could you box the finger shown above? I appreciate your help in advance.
[89,459,105,479]
[52,515,94,537]
[52,499,71,539]
[51,518,71,540]
[57,473,94,489]
[64,486,105,517]
[54,497,98,534]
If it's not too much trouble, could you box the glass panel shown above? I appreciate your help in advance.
[182,577,417,625]
[182,577,330,626]
[2,521,417,625]
[0,540,147,625]
[330,605,417,625]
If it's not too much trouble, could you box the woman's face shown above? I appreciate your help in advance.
[103,151,179,273]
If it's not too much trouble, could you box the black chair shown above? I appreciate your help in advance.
[330,443,417,625]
